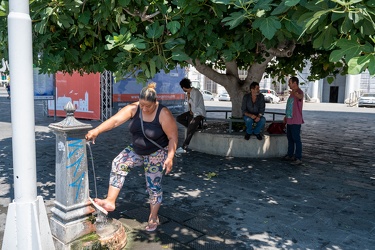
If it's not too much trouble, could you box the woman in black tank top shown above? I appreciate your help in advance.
[85,82,178,231]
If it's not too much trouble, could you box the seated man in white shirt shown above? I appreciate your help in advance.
[176,78,206,153]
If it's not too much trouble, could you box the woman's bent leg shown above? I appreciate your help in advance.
[95,145,143,212]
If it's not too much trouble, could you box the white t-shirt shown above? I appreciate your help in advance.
[189,88,206,117]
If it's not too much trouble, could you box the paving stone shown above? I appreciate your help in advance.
[184,216,226,235]
[124,228,192,250]
[122,207,167,226]
[159,221,203,244]
[159,205,195,223]
[188,234,248,250]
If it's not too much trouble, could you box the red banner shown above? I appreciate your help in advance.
[48,72,101,120]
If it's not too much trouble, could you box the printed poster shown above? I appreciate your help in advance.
[113,67,185,103]
[48,72,101,120]
[33,68,54,100]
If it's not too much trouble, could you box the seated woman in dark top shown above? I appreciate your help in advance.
[241,81,266,140]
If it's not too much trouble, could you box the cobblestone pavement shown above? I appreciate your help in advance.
[1,88,375,249]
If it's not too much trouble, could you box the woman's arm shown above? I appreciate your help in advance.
[85,102,138,143]
[159,107,178,174]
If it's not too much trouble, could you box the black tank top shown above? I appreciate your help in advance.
[128,104,169,155]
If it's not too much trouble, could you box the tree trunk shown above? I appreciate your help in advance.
[189,57,272,117]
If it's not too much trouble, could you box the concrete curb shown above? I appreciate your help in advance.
[189,131,287,157]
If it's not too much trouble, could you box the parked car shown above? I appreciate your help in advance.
[218,92,230,101]
[201,90,214,101]
[260,88,280,103]
[358,93,375,107]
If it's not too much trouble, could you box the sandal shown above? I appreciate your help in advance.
[145,217,159,232]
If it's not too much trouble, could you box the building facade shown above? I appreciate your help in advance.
[187,64,375,104]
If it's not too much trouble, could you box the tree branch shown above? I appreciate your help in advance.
[243,40,296,84]
[187,59,233,89]
[124,6,160,22]
[244,54,273,84]
[266,40,296,57]
[225,61,239,78]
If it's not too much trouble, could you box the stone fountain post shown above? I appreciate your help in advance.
[48,101,96,249]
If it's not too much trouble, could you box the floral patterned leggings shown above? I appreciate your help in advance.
[109,145,167,205]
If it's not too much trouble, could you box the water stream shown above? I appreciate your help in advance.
[86,141,98,198]
[86,142,127,248]
[86,142,109,226]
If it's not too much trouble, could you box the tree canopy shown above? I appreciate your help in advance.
[0,0,374,115]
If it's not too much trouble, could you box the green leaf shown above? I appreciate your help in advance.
[184,4,201,14]
[171,50,190,61]
[154,55,165,70]
[119,0,131,7]
[322,25,337,48]
[349,11,363,25]
[210,0,232,4]
[347,57,368,75]
[121,43,135,51]
[271,1,290,15]
[304,1,329,12]
[222,11,246,30]
[327,76,335,84]
[360,21,375,36]
[254,0,273,11]
[140,63,150,78]
[329,38,363,62]
[146,22,164,39]
[357,54,372,65]
[67,48,79,62]
[284,19,303,35]
[305,9,331,32]
[131,38,147,50]
[164,38,186,50]
[45,7,53,16]
[78,11,91,25]
[57,14,73,29]
[35,21,46,34]
[340,16,353,33]
[166,21,181,34]
[368,56,375,75]
[297,12,314,28]
[285,0,300,6]
[312,24,337,49]
[252,16,281,40]
[149,59,156,77]
[206,172,218,179]
[82,52,92,63]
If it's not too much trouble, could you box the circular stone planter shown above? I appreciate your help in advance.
[189,131,287,158]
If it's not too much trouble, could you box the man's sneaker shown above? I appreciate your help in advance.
[282,155,295,161]
[255,134,262,140]
[176,147,186,154]
[244,133,251,140]
[291,159,303,165]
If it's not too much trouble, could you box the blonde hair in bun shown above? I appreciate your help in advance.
[139,82,157,102]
